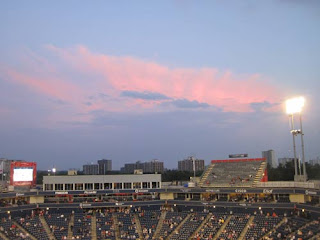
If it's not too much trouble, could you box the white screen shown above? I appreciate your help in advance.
[13,168,34,182]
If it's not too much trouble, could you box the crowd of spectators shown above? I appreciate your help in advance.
[0,205,319,240]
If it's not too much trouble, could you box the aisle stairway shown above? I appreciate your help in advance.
[91,214,97,240]
[189,213,212,240]
[13,220,37,240]
[133,214,144,239]
[253,161,267,187]
[67,212,74,240]
[112,213,120,240]
[153,211,167,239]
[165,213,191,240]
[0,231,10,240]
[213,215,232,240]
[199,164,215,187]
[39,215,56,240]
[238,215,254,240]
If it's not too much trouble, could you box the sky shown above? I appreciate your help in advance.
[0,1,319,171]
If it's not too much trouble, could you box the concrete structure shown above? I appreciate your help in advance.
[121,160,164,173]
[262,150,277,168]
[83,164,99,175]
[278,157,294,166]
[178,156,205,172]
[43,173,161,191]
[98,159,112,174]
[0,158,24,181]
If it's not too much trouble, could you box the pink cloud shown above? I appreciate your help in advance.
[46,45,281,112]
[1,45,282,121]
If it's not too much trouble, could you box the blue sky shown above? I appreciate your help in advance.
[0,1,319,170]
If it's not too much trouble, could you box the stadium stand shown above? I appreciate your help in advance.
[96,209,116,240]
[117,209,139,239]
[15,214,49,240]
[0,205,320,240]
[73,211,92,239]
[199,158,267,187]
[43,210,70,240]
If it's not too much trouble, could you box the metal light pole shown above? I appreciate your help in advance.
[299,113,307,178]
[286,97,307,182]
[289,115,298,179]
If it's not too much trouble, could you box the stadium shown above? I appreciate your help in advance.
[0,158,319,240]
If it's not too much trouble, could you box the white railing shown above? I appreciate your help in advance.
[256,181,318,189]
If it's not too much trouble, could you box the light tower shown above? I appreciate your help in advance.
[285,97,307,181]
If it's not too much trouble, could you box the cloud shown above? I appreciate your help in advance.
[0,45,283,127]
[250,101,274,112]
[121,90,171,100]
[167,99,210,109]
[44,45,281,111]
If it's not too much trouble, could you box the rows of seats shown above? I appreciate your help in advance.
[268,216,309,239]
[245,214,282,239]
[191,213,227,239]
[44,212,70,240]
[137,210,160,239]
[96,210,116,240]
[290,220,320,240]
[202,160,263,187]
[73,212,92,240]
[117,210,139,239]
[170,212,207,240]
[218,213,250,239]
[15,214,49,240]
[0,218,33,240]
[159,211,188,239]
[0,206,319,240]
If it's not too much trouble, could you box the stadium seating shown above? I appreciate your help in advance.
[0,218,33,240]
[117,210,139,239]
[194,213,226,239]
[200,159,266,187]
[96,210,116,240]
[73,212,92,240]
[0,205,319,240]
[44,212,70,240]
[159,211,188,239]
[15,214,49,240]
[245,213,283,239]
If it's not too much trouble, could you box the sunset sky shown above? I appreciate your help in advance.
[0,1,319,170]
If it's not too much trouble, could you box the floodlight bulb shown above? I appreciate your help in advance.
[52,168,56,173]
[286,97,305,114]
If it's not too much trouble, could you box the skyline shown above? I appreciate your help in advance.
[0,1,319,170]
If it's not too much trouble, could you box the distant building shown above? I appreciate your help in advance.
[120,160,164,174]
[262,150,277,168]
[0,158,24,181]
[178,156,205,172]
[309,157,320,166]
[278,157,294,166]
[144,159,164,173]
[83,164,99,175]
[98,159,112,174]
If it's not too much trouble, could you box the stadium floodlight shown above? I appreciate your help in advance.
[285,96,307,181]
[286,97,305,115]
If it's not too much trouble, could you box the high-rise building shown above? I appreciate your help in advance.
[120,160,164,173]
[178,156,205,172]
[144,159,164,173]
[83,164,99,175]
[262,150,277,168]
[98,159,112,175]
